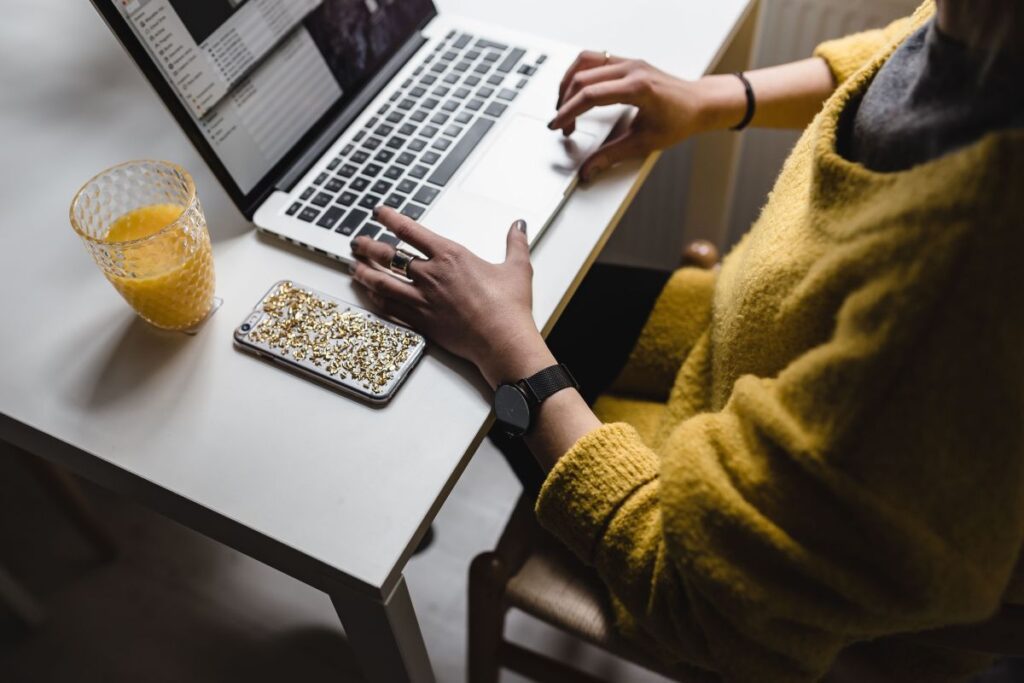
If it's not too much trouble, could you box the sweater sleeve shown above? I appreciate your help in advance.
[608,266,716,402]
[813,2,933,84]
[536,217,1024,681]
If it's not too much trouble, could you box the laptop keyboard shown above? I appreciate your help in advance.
[285,31,547,246]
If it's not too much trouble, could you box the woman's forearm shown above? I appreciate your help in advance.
[696,57,837,132]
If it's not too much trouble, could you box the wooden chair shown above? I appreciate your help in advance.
[466,240,1024,682]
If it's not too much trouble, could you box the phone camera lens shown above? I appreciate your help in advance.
[241,323,251,332]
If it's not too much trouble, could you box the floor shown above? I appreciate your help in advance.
[0,441,670,683]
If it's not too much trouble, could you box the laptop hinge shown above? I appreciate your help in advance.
[275,32,429,194]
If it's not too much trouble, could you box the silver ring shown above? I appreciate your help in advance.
[389,248,417,279]
[602,50,611,65]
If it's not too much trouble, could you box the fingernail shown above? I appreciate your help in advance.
[513,219,527,235]
[547,119,557,130]
[372,206,382,218]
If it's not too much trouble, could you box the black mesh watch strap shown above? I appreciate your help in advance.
[519,364,579,405]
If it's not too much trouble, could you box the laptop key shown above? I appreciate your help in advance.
[420,125,439,138]
[487,74,504,86]
[362,163,383,177]
[484,51,500,62]
[430,62,446,74]
[422,97,440,110]
[421,151,441,165]
[410,86,426,98]
[443,73,459,85]
[337,209,369,236]
[355,223,381,240]
[375,124,395,136]
[428,117,494,186]
[352,150,370,164]
[350,177,370,191]
[474,63,490,74]
[498,48,526,74]
[497,88,517,101]
[537,54,547,64]
[359,194,381,210]
[413,186,440,205]
[386,111,404,124]
[409,165,429,179]
[430,112,449,125]
[398,98,415,110]
[317,206,344,230]
[433,85,451,97]
[477,86,494,98]
[375,150,395,164]
[453,61,471,73]
[432,137,452,151]
[337,191,358,206]
[341,143,354,156]
[300,187,315,200]
[444,124,463,137]
[476,39,507,51]
[325,177,345,192]
[399,123,416,136]
[313,172,328,185]
[454,111,472,124]
[421,74,437,85]
[397,179,418,194]
[396,152,416,166]
[364,137,382,151]
[410,110,428,122]
[518,64,537,76]
[387,136,406,149]
[384,165,404,180]
[338,164,358,178]
[454,87,470,99]
[466,98,484,111]
[354,130,366,141]
[384,193,406,208]
[517,78,528,89]
[286,202,301,216]
[377,231,400,247]
[453,33,472,49]
[401,204,426,221]
[466,50,482,61]
[442,100,459,112]
[298,207,320,222]
[408,138,427,152]
[464,75,481,86]
[372,180,392,194]
[327,158,341,171]
[312,192,332,207]
[484,102,507,117]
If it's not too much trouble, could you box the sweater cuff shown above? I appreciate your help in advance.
[535,423,659,564]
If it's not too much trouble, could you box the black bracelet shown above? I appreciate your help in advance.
[731,71,755,131]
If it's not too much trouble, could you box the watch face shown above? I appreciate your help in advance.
[494,384,531,436]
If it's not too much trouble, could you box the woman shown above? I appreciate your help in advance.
[351,1,1024,680]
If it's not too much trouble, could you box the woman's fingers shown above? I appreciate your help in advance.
[365,290,425,329]
[350,253,427,306]
[351,233,426,279]
[549,79,640,133]
[557,50,622,108]
[373,207,448,257]
[580,130,649,181]
[560,63,631,114]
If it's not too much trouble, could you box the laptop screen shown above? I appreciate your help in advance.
[109,0,434,196]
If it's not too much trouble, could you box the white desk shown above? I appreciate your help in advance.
[0,1,752,680]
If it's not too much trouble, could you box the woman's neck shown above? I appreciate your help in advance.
[935,2,970,45]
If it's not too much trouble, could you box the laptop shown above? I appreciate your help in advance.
[90,0,623,265]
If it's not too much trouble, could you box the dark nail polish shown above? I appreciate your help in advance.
[513,219,527,234]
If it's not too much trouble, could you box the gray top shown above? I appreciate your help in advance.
[843,18,1024,172]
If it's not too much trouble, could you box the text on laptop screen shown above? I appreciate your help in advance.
[115,0,434,193]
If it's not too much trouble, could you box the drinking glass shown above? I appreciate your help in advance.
[70,160,216,331]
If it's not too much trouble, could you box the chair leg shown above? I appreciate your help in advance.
[20,454,118,561]
[468,551,510,683]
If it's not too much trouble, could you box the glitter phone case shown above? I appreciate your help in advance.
[233,281,426,404]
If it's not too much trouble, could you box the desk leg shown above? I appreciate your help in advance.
[330,575,435,683]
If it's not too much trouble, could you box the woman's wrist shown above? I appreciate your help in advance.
[694,73,750,132]
[477,327,556,390]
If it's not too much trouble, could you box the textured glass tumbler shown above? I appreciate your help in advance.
[70,160,216,331]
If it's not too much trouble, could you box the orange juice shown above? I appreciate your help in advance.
[103,203,215,330]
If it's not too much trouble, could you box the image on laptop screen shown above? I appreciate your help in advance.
[114,0,433,194]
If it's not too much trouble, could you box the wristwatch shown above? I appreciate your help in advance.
[493,364,579,437]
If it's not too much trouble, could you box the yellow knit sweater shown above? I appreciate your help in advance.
[535,4,1024,682]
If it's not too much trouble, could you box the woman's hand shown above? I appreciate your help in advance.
[350,207,557,388]
[550,52,711,180]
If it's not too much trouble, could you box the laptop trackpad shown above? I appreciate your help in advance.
[460,114,599,209]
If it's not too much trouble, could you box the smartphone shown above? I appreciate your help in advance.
[233,280,426,404]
